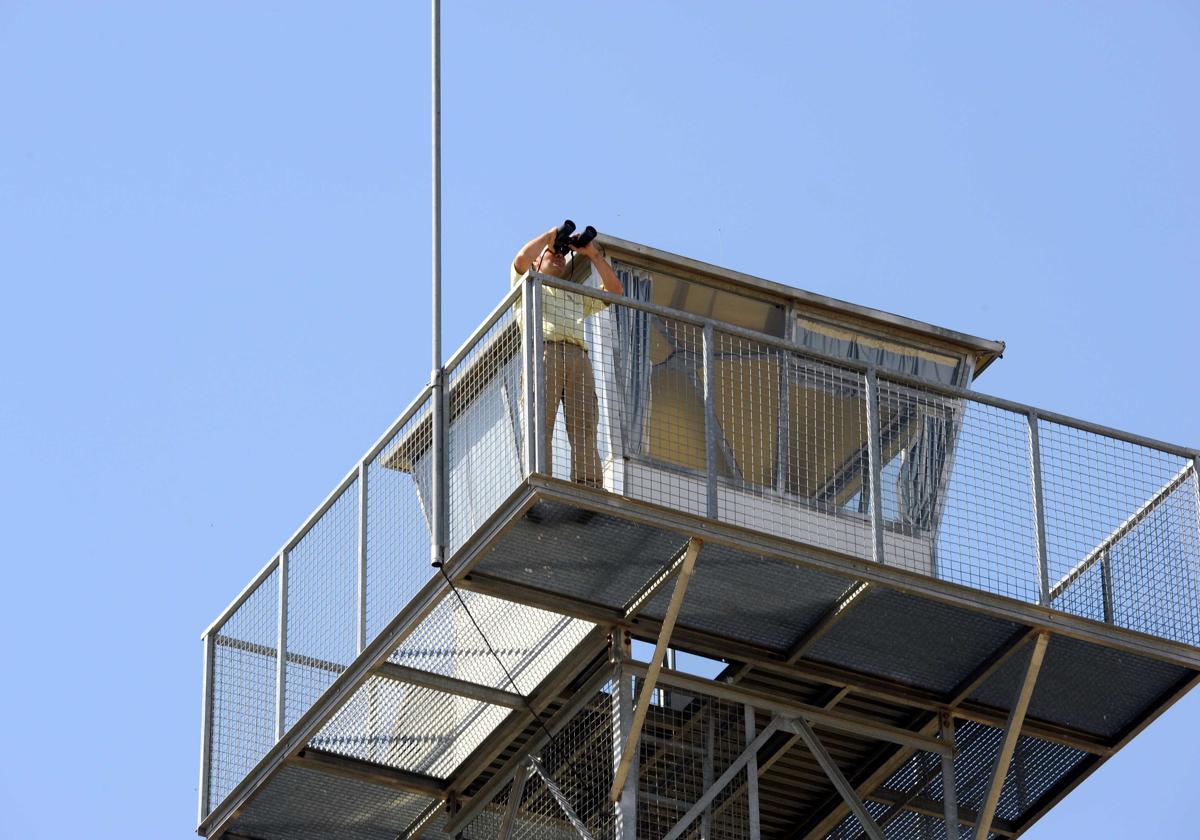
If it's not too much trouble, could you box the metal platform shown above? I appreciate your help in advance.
[198,242,1200,840]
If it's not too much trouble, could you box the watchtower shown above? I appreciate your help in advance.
[197,236,1200,839]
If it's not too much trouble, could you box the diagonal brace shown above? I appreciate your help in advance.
[662,715,784,840]
[973,632,1049,840]
[788,716,887,840]
[529,757,597,840]
[609,537,701,802]
[496,763,534,840]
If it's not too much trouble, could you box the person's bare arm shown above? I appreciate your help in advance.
[512,227,558,276]
[572,240,623,294]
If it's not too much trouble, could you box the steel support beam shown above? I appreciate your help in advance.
[789,716,886,840]
[940,712,960,838]
[497,764,534,840]
[745,705,762,840]
[442,665,614,836]
[609,537,701,802]
[292,748,445,797]
[529,757,597,840]
[396,799,444,840]
[375,661,525,709]
[974,632,1050,840]
[662,716,784,840]
[629,663,953,756]
[612,637,637,840]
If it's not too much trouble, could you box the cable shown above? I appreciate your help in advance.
[437,566,558,745]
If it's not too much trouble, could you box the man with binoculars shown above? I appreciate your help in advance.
[511,222,623,488]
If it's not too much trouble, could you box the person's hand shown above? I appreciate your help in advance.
[570,239,601,260]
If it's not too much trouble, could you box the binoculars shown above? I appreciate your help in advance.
[552,220,598,255]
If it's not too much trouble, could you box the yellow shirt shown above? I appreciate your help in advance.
[511,264,607,350]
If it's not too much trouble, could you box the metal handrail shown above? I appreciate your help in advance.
[537,273,1200,460]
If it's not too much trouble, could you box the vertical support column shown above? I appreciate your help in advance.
[357,460,368,652]
[611,636,637,840]
[701,711,714,840]
[865,369,886,565]
[702,323,719,519]
[1192,457,1200,570]
[1027,411,1051,605]
[939,712,960,839]
[744,705,761,840]
[197,631,215,823]
[275,551,288,741]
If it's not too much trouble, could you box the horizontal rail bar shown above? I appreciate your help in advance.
[538,274,1199,459]
[444,282,522,373]
[1049,463,1196,600]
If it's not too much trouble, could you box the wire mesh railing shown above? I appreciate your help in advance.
[535,272,1200,650]
[200,268,1199,826]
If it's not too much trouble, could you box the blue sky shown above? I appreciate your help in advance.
[1,3,1197,837]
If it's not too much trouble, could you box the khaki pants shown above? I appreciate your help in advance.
[543,341,603,487]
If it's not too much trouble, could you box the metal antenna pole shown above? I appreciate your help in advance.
[430,0,446,567]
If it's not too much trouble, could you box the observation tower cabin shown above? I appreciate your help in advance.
[198,236,1200,840]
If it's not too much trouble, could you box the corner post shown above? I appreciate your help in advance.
[865,369,886,565]
[523,273,547,476]
[702,323,718,518]
[198,631,215,823]
[275,550,288,740]
[1027,411,1051,605]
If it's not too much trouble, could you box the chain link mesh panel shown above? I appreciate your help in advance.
[460,682,618,840]
[285,478,359,731]
[309,674,512,778]
[633,681,756,840]
[447,307,525,555]
[208,565,279,813]
[390,589,594,694]
[878,380,1039,602]
[1039,421,1200,645]
[368,394,434,644]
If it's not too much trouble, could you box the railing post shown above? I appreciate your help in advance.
[198,630,215,823]
[529,274,547,475]
[522,274,546,476]
[1100,548,1115,624]
[430,366,447,567]
[275,550,288,741]
[702,323,718,518]
[357,460,368,652]
[1027,411,1051,606]
[865,369,886,565]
